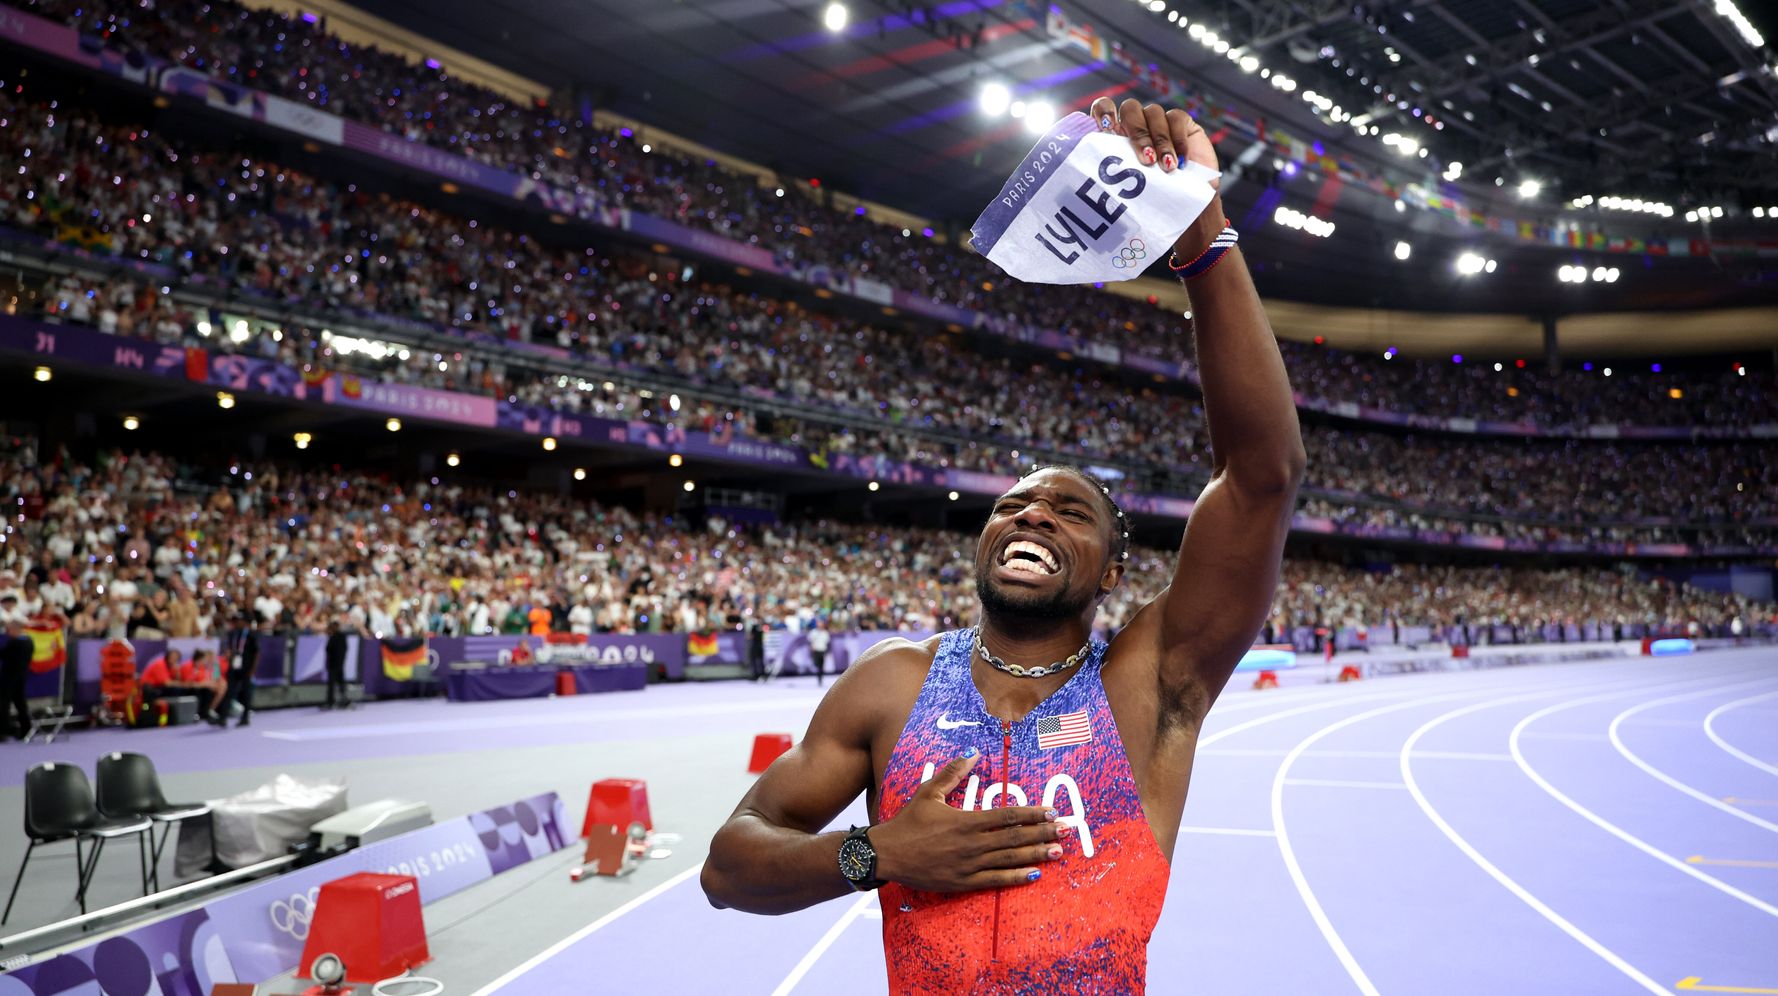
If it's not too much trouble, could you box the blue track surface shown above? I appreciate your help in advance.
[475,649,1778,995]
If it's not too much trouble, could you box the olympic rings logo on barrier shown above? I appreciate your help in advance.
[1109,238,1147,269]
[269,886,321,940]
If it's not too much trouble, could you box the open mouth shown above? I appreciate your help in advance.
[998,539,1060,576]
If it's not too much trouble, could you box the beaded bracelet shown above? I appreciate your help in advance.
[1168,223,1239,280]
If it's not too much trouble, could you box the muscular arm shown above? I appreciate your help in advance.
[1161,218,1305,708]
[702,639,1061,914]
[701,649,882,914]
[1094,98,1305,719]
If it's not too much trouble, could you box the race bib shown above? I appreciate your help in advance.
[969,112,1220,285]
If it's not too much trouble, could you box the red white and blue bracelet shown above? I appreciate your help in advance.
[1168,222,1239,280]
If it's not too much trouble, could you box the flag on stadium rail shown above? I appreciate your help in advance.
[381,637,426,681]
[26,621,66,673]
[1036,710,1093,750]
[687,632,719,657]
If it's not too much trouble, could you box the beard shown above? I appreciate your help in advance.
[974,560,1095,623]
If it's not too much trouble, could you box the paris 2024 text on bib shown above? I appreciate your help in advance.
[969,111,1221,285]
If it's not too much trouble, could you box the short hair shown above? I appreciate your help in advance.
[1026,464,1130,564]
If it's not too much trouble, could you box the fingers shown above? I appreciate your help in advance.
[965,866,1048,889]
[1117,98,1154,166]
[1167,107,1220,183]
[978,822,1062,849]
[978,841,1065,869]
[1144,103,1177,173]
[922,750,980,798]
[1088,96,1120,136]
[968,804,1057,829]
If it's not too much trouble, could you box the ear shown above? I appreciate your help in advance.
[1097,560,1125,598]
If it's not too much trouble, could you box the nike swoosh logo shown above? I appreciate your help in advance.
[937,714,981,730]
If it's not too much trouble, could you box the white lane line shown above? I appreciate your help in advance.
[772,891,877,996]
[1704,690,1778,780]
[1283,778,1407,790]
[1520,731,1609,742]
[1271,689,1479,996]
[1177,825,1278,838]
[1197,688,1423,749]
[1401,693,1672,996]
[469,864,703,996]
[1609,683,1778,835]
[1513,691,1778,921]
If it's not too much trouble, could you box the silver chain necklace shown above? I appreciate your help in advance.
[974,630,1092,679]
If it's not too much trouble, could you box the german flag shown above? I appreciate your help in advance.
[381,637,426,681]
[26,621,66,674]
[687,632,719,658]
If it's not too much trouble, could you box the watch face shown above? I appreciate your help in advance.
[839,839,871,880]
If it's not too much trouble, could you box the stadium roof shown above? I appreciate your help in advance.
[348,0,1778,316]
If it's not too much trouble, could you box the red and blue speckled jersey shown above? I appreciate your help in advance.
[876,628,1169,995]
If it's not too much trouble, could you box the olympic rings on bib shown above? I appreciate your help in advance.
[1109,238,1148,269]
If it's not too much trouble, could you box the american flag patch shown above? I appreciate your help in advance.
[1036,709,1093,750]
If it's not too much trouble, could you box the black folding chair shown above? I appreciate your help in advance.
[95,752,212,893]
[3,761,153,924]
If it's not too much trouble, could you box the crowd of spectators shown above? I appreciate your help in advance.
[0,440,1762,651]
[5,87,1773,544]
[7,0,1778,432]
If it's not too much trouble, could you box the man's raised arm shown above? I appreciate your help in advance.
[1092,98,1307,712]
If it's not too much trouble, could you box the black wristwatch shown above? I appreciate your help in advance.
[837,825,885,891]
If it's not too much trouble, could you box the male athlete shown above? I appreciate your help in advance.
[702,98,1305,993]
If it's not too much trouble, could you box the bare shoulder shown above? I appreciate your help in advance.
[837,633,941,693]
[813,634,940,730]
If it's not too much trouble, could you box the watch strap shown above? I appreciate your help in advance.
[840,824,885,891]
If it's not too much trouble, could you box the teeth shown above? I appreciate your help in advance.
[1002,540,1058,573]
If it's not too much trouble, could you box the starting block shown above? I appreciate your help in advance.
[1252,670,1279,690]
[299,872,428,984]
[570,822,648,881]
[748,733,793,773]
[1338,665,1361,682]
[582,778,652,838]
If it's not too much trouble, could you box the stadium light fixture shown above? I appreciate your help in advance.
[32,366,50,382]
[575,468,588,481]
[1024,101,1056,134]
[216,391,236,410]
[1484,259,1497,273]
[980,82,1012,117]
[1605,267,1619,282]
[1273,206,1335,237]
[669,453,683,468]
[122,416,140,431]
[869,481,880,492]
[1591,266,1607,282]
[823,1,848,32]
[683,480,697,492]
[1517,179,1541,199]
[293,432,312,450]
[1454,252,1490,275]
[542,436,558,451]
[1393,241,1411,260]
[386,417,402,432]
[446,452,460,467]
[1009,100,1026,119]
[949,491,961,501]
